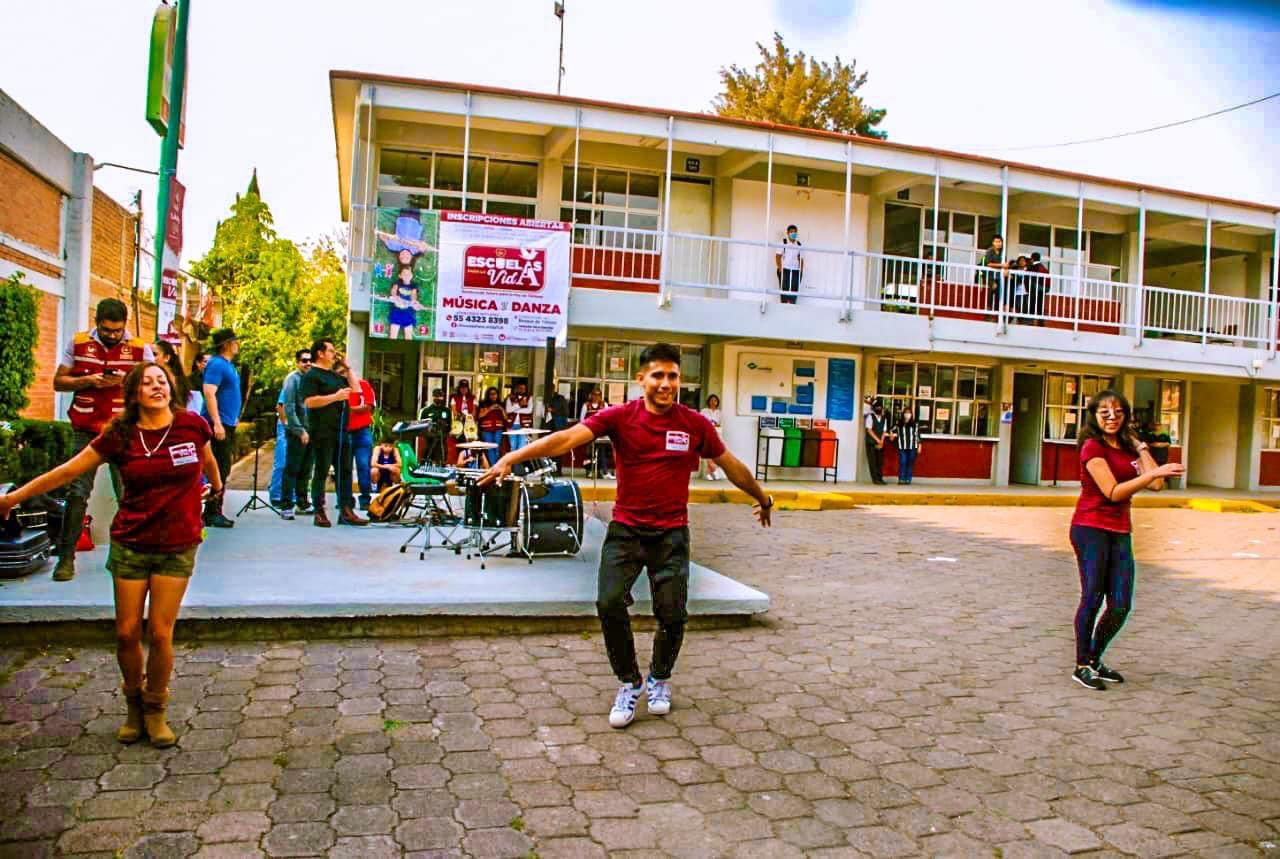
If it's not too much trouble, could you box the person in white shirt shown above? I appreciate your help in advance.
[504,380,535,451]
[700,394,724,480]
[775,225,804,305]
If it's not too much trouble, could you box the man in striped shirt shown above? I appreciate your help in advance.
[894,406,923,485]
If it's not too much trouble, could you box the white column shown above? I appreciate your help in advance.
[1074,182,1084,335]
[461,92,472,208]
[60,151,95,419]
[1201,211,1212,346]
[1271,212,1279,355]
[930,158,941,317]
[842,141,853,318]
[764,136,774,306]
[1135,191,1146,344]
[658,116,674,306]
[998,166,1008,332]
[570,110,581,227]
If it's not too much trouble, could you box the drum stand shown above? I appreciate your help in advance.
[401,478,531,570]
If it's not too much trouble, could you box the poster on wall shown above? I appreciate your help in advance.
[370,207,438,341]
[435,211,571,346]
[826,358,856,421]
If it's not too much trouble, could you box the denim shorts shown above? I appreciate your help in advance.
[105,541,198,580]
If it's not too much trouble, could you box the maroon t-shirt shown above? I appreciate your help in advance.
[1072,437,1140,534]
[91,410,212,552]
[584,399,726,529]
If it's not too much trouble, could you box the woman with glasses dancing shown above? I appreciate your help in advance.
[1069,390,1184,690]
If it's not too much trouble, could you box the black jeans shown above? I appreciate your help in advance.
[58,429,122,556]
[309,431,341,511]
[597,521,691,685]
[865,439,885,484]
[204,426,236,518]
[1070,524,1135,667]
[281,431,315,509]
[779,268,801,304]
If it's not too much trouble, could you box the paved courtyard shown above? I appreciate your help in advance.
[1,504,1277,858]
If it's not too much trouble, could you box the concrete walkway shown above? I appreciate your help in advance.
[0,492,768,626]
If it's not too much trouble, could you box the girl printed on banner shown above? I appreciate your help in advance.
[388,266,424,341]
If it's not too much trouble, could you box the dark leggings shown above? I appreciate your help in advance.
[1070,524,1135,667]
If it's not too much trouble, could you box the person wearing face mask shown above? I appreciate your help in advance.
[864,398,892,485]
[775,225,804,305]
[50,298,154,581]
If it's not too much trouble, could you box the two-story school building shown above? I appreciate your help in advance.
[330,71,1280,492]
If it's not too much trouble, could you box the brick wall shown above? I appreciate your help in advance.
[20,291,61,421]
[0,150,62,255]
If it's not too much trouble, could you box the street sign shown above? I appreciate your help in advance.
[146,3,186,147]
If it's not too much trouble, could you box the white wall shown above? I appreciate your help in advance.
[720,343,862,482]
[727,180,869,303]
[1146,255,1249,298]
[1187,380,1241,488]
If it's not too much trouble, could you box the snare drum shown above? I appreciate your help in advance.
[461,475,519,528]
[512,457,558,480]
[517,479,583,556]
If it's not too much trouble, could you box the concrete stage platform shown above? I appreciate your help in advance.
[0,491,769,631]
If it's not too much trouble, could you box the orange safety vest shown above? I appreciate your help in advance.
[67,331,149,434]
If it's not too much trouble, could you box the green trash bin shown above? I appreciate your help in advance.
[782,426,803,467]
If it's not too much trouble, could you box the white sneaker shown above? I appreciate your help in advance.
[645,675,671,715]
[609,683,643,728]
[280,507,295,520]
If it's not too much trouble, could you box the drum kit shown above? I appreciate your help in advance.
[391,424,583,569]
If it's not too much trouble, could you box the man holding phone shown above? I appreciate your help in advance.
[51,298,153,581]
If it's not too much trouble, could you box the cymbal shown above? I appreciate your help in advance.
[504,428,549,436]
[457,441,499,449]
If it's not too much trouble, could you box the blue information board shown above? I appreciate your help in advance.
[826,358,856,421]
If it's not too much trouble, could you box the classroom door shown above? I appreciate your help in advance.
[1010,373,1044,485]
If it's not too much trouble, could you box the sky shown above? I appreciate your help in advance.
[2,0,1276,271]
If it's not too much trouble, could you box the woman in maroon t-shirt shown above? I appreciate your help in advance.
[476,387,508,467]
[1069,389,1183,691]
[0,362,221,747]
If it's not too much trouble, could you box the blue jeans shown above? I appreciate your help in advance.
[346,426,374,506]
[509,431,529,451]
[479,429,503,466]
[1069,525,1135,667]
[270,421,287,502]
[897,448,917,484]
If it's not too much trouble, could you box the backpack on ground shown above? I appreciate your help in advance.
[368,483,411,522]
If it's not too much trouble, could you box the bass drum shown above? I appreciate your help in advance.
[518,479,583,557]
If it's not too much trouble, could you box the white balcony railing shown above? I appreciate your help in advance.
[569,225,1279,351]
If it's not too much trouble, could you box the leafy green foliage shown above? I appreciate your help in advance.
[714,33,887,139]
[0,419,77,485]
[190,177,348,394]
[0,272,39,420]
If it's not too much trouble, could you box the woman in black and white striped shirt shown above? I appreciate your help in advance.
[895,406,922,484]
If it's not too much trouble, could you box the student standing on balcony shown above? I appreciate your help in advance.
[982,235,1010,319]
[1069,390,1184,691]
[775,225,804,304]
[1028,252,1050,325]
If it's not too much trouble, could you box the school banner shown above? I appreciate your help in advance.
[370,207,438,341]
[434,211,571,346]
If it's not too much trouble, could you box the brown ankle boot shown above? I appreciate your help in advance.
[141,689,176,748]
[117,685,145,744]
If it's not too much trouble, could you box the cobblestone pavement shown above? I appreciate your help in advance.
[2,505,1278,858]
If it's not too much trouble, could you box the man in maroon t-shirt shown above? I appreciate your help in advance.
[481,343,772,728]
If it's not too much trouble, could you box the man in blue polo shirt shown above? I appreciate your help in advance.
[201,328,242,528]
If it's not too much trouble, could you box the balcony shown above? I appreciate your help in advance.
[568,224,1280,369]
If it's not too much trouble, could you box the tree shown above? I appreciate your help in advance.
[191,173,349,391]
[0,272,39,419]
[714,33,887,139]
[190,169,275,291]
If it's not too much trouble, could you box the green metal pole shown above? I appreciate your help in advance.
[152,0,191,334]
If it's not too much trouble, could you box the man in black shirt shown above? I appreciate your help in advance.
[420,388,451,465]
[301,339,363,527]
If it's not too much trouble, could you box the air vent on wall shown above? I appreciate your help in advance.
[897,188,911,201]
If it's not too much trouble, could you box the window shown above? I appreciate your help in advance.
[1044,372,1114,441]
[377,149,538,218]
[1264,389,1280,451]
[1135,378,1183,445]
[556,338,702,418]
[1017,223,1122,283]
[560,166,663,250]
[924,209,980,282]
[419,342,537,413]
[365,350,406,418]
[875,359,993,436]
